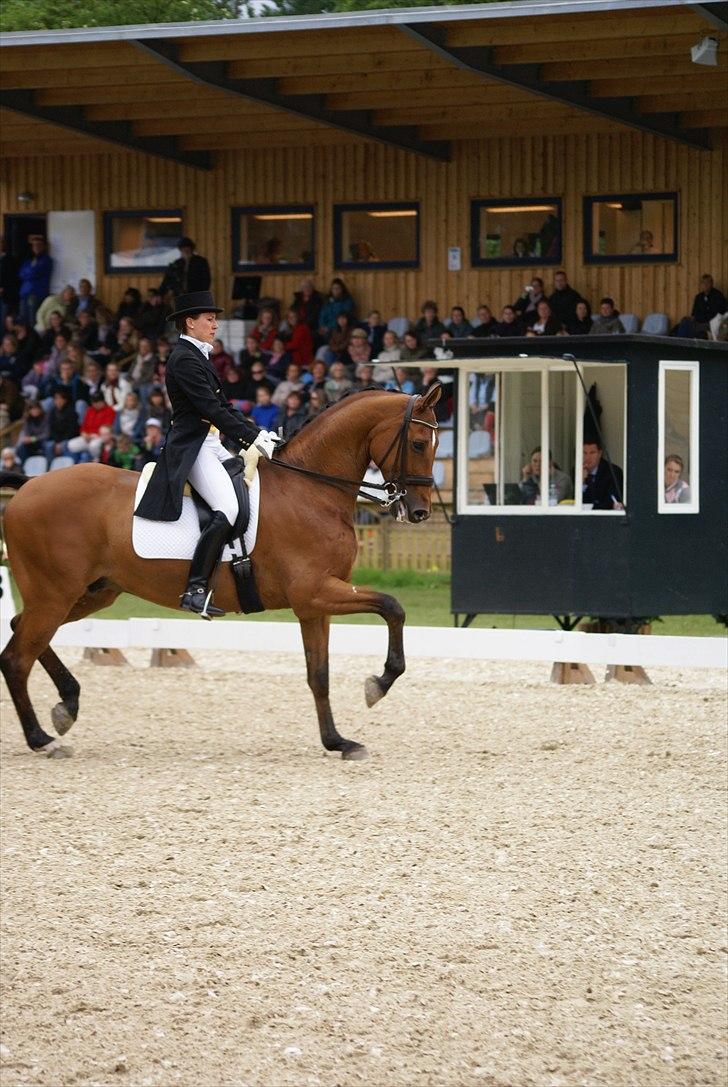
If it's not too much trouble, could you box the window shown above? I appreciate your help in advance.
[471,198,562,267]
[658,362,699,513]
[583,192,678,264]
[103,210,183,274]
[231,205,315,272]
[458,359,626,514]
[334,203,419,269]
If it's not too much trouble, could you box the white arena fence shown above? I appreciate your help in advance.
[1,568,725,671]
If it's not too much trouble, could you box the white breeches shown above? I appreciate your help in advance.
[187,431,239,527]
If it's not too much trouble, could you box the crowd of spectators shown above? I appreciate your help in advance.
[0,235,725,476]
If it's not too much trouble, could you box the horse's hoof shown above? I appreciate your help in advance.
[51,702,75,736]
[35,739,73,759]
[342,744,369,761]
[364,675,384,708]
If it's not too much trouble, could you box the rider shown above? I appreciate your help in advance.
[135,291,280,618]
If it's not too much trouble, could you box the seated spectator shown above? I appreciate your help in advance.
[68,392,116,462]
[114,391,142,438]
[43,388,80,462]
[514,277,545,319]
[400,330,427,363]
[134,418,164,470]
[1,446,22,472]
[250,385,279,430]
[128,336,157,407]
[512,236,531,259]
[137,288,169,339]
[82,358,104,399]
[101,361,131,411]
[373,329,402,384]
[252,305,279,352]
[362,310,386,356]
[548,271,584,327]
[109,432,139,470]
[272,362,305,408]
[0,334,22,382]
[346,327,372,371]
[683,274,728,338]
[471,305,498,337]
[221,363,250,408]
[415,301,447,342]
[384,366,417,394]
[319,278,354,339]
[291,277,323,335]
[590,298,625,335]
[266,337,292,382]
[115,287,143,326]
[582,440,624,510]
[37,312,70,362]
[15,400,49,465]
[492,311,529,353]
[97,425,116,466]
[43,358,90,420]
[324,361,353,403]
[421,366,452,423]
[307,359,327,393]
[139,386,171,436]
[664,454,691,504]
[247,360,276,399]
[154,337,171,387]
[565,300,592,336]
[282,307,313,369]
[112,316,139,370]
[276,389,307,439]
[326,312,355,364]
[353,363,380,391]
[35,284,76,333]
[526,300,563,337]
[21,357,47,400]
[75,278,100,316]
[209,337,234,382]
[90,305,118,362]
[630,230,657,255]
[13,319,40,371]
[519,447,573,505]
[74,309,100,353]
[307,387,328,418]
[240,334,265,374]
[44,330,71,377]
[449,306,473,339]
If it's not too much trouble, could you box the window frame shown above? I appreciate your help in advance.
[230,204,316,273]
[103,208,184,275]
[657,360,699,514]
[582,191,679,265]
[470,197,563,268]
[333,201,420,270]
[456,358,627,516]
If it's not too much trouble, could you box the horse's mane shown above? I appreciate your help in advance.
[279,387,410,457]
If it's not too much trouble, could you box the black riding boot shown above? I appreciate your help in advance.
[180,510,231,620]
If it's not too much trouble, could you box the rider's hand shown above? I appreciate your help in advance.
[253,430,282,460]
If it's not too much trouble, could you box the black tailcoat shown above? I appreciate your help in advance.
[136,338,260,522]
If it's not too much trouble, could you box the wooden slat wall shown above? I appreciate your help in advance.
[0,130,725,325]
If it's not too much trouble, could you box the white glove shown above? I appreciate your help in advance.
[253,430,282,460]
[241,443,261,487]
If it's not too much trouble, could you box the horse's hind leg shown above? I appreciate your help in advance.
[32,582,121,736]
[299,616,368,761]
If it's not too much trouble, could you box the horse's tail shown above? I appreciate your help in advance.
[0,471,29,491]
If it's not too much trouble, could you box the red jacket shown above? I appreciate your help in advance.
[286,323,314,368]
[252,324,278,352]
[81,403,116,435]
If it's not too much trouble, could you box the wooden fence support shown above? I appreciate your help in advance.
[82,647,128,666]
[149,647,195,668]
[550,661,596,685]
[605,663,652,685]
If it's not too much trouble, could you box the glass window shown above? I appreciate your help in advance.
[334,203,419,269]
[658,362,699,513]
[459,361,626,514]
[231,205,315,272]
[471,198,562,267]
[103,210,183,274]
[584,192,678,264]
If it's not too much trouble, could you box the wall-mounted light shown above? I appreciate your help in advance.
[17,191,35,204]
[691,36,718,66]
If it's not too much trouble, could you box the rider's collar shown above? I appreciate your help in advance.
[181,333,213,359]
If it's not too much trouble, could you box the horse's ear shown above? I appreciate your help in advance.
[417,382,442,411]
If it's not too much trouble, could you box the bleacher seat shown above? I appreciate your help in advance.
[387,316,411,340]
[49,455,74,471]
[620,313,640,334]
[468,430,492,458]
[435,430,453,458]
[23,455,47,477]
[638,312,669,336]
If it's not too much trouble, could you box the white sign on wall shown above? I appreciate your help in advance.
[47,210,96,293]
[447,246,461,271]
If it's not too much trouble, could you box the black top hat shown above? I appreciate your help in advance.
[168,291,224,321]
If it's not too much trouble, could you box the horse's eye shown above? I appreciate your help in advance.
[412,440,426,453]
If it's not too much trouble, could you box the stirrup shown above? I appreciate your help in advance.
[180,586,225,620]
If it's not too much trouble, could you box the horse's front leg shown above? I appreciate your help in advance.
[298,616,369,761]
[303,576,406,710]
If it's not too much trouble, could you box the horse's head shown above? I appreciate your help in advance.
[371,384,442,524]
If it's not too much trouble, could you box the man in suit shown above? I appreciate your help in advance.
[159,237,211,299]
[135,290,280,618]
[582,440,624,510]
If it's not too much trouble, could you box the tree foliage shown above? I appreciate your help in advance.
[248,0,503,12]
[0,0,237,32]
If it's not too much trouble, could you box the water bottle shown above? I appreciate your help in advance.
[549,483,558,506]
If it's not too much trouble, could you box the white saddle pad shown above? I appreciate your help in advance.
[132,467,260,561]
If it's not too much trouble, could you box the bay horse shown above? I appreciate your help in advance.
[0,386,441,761]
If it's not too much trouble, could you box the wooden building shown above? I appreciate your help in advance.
[1,0,726,325]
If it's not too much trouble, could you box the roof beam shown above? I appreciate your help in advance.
[0,89,211,170]
[134,37,450,162]
[399,22,711,151]
[693,2,728,31]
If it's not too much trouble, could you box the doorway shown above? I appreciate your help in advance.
[3,213,47,267]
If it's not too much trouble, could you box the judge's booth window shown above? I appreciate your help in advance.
[334,203,420,269]
[471,198,562,266]
[658,362,699,513]
[459,360,626,514]
[103,210,183,273]
[231,206,315,272]
[584,192,678,264]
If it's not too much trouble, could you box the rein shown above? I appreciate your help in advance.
[268,393,438,508]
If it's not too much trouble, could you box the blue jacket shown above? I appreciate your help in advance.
[319,296,354,333]
[19,252,53,300]
[251,402,279,430]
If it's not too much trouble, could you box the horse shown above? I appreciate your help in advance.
[0,385,441,761]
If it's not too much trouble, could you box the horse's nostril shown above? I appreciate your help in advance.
[411,508,429,522]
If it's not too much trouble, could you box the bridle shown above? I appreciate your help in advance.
[268,393,438,509]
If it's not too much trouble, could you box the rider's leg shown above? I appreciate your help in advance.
[183,434,239,619]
